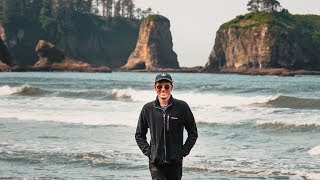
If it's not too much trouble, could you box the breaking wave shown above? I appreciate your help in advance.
[309,145,320,156]
[0,85,47,96]
[256,121,320,131]
[0,149,144,169]
[264,95,320,109]
[0,85,142,101]
[185,166,320,179]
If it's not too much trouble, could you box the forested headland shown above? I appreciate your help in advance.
[0,0,153,68]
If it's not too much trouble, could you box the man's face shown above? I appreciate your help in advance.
[154,81,173,100]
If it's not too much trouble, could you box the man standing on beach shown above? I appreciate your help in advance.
[135,73,198,180]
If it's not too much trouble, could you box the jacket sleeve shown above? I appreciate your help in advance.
[135,106,151,157]
[182,103,198,157]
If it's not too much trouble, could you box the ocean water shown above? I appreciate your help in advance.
[0,72,319,179]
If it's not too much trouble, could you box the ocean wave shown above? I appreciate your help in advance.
[0,85,47,96]
[0,150,144,169]
[56,88,276,106]
[56,90,113,100]
[185,166,320,179]
[1,85,281,107]
[54,88,152,101]
[0,85,142,101]
[175,93,277,108]
[309,145,320,156]
[0,111,139,127]
[109,89,277,106]
[196,118,320,132]
[264,95,320,109]
[256,121,320,131]
[111,88,135,100]
[52,89,138,101]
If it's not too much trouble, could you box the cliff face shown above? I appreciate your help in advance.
[0,26,13,67]
[205,12,320,72]
[121,15,179,70]
[3,15,139,68]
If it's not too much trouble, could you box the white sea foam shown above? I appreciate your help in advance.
[256,113,320,127]
[185,166,320,179]
[176,92,277,107]
[309,145,320,156]
[1,87,317,126]
[110,89,281,125]
[1,85,279,108]
[0,96,143,127]
[111,88,278,107]
[112,88,133,99]
[0,110,139,127]
[0,85,26,96]
[111,88,154,101]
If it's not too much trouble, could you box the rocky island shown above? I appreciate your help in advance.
[121,15,179,71]
[204,7,320,75]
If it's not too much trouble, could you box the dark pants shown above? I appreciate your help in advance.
[149,161,182,180]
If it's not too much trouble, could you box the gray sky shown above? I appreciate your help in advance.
[135,0,320,67]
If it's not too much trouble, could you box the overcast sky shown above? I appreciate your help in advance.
[134,0,320,67]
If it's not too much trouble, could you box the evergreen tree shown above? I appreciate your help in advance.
[0,0,7,23]
[247,0,261,12]
[114,0,121,17]
[0,0,22,23]
[106,0,113,17]
[247,0,282,13]
[73,0,92,14]
[135,8,141,19]
[126,0,134,18]
[25,0,43,20]
[100,0,106,16]
[120,0,125,17]
[140,7,152,19]
[39,0,57,38]
[261,0,282,12]
[51,0,58,17]
[100,0,113,17]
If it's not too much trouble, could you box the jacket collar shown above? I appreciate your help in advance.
[153,95,173,109]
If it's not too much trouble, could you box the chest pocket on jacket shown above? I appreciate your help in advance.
[169,114,183,131]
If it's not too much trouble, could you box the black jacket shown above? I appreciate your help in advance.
[135,95,198,165]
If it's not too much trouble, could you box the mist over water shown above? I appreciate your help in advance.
[0,72,319,179]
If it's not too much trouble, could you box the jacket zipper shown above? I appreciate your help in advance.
[154,102,172,164]
[163,113,167,163]
[167,115,170,131]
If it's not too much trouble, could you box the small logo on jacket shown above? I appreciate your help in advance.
[171,117,178,120]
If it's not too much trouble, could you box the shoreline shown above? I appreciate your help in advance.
[1,66,320,76]
[107,67,320,76]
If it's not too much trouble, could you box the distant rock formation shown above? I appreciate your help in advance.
[204,12,320,74]
[34,40,65,67]
[3,14,139,68]
[0,33,14,71]
[121,15,179,71]
[0,60,11,71]
[33,40,111,72]
[0,29,13,67]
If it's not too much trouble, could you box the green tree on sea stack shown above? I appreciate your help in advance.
[247,0,282,13]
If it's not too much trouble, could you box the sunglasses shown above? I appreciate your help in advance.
[156,84,171,90]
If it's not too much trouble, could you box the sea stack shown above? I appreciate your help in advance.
[121,15,179,71]
[34,40,65,68]
[33,40,111,72]
[204,12,320,74]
